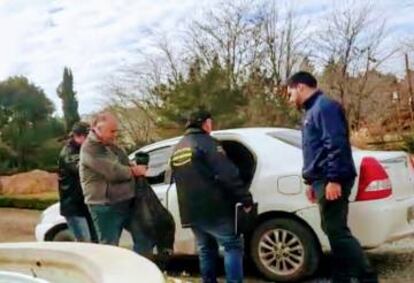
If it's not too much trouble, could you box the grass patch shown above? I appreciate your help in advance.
[0,192,58,210]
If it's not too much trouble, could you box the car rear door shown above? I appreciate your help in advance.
[143,144,198,254]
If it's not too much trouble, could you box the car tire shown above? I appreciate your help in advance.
[250,218,320,282]
[45,224,75,242]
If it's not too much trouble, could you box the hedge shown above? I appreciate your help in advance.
[0,195,58,210]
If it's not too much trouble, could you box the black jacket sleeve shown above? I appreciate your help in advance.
[61,148,80,175]
[58,145,79,176]
[200,137,253,206]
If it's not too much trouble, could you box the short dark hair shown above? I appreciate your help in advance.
[71,121,90,136]
[286,71,317,88]
[185,109,212,129]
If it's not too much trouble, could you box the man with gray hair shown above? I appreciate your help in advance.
[79,112,154,254]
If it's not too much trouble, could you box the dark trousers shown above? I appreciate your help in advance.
[313,180,377,283]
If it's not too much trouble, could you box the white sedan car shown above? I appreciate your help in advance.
[36,127,414,282]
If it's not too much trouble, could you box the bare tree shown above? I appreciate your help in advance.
[102,81,158,147]
[238,1,308,127]
[316,0,393,129]
[261,2,310,86]
[100,58,169,146]
[184,0,263,88]
[401,39,414,111]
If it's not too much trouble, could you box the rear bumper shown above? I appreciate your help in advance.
[348,196,414,248]
[295,196,414,251]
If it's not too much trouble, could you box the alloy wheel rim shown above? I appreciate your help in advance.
[258,228,305,276]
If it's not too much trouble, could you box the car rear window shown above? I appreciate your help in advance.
[268,130,302,148]
[268,130,360,151]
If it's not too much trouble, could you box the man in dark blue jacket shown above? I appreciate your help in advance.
[286,71,378,283]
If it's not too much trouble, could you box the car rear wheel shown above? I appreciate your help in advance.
[46,225,75,242]
[250,218,320,282]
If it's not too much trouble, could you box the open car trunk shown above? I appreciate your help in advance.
[221,140,256,188]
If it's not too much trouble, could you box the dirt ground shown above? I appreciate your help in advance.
[1,208,414,282]
[0,208,41,242]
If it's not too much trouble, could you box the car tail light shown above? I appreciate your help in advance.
[356,157,392,201]
[409,155,414,170]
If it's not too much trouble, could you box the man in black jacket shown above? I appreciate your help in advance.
[287,71,378,283]
[171,110,253,283]
[58,122,93,242]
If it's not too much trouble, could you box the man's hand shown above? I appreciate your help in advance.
[306,186,316,203]
[325,182,342,201]
[130,165,147,177]
[243,205,252,213]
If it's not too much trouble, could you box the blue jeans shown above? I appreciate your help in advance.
[88,199,154,255]
[65,216,91,242]
[192,218,244,283]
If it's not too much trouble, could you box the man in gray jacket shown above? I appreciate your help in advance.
[79,112,153,254]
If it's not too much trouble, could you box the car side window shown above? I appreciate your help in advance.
[145,146,174,185]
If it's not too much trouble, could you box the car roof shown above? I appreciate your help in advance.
[135,127,299,153]
[213,127,296,135]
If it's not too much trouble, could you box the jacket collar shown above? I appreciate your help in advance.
[303,90,323,111]
[68,138,81,150]
[88,130,102,144]
[184,127,207,136]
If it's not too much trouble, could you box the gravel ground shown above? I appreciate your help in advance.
[159,238,414,282]
[367,239,414,283]
[1,208,414,282]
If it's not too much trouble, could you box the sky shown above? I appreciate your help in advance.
[0,0,413,115]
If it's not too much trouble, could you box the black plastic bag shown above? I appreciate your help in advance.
[130,178,176,255]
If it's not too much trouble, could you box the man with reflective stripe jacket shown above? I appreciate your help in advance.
[171,109,253,283]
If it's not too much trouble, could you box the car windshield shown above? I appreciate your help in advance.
[268,130,302,148]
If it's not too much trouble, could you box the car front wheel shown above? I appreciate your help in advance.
[250,218,321,282]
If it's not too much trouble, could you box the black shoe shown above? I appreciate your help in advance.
[332,277,359,283]
[360,271,379,283]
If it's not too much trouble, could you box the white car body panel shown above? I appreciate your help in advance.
[36,127,414,255]
[0,242,165,283]
[35,202,66,241]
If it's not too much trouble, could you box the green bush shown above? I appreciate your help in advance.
[35,138,63,172]
[402,133,414,153]
[0,196,58,210]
